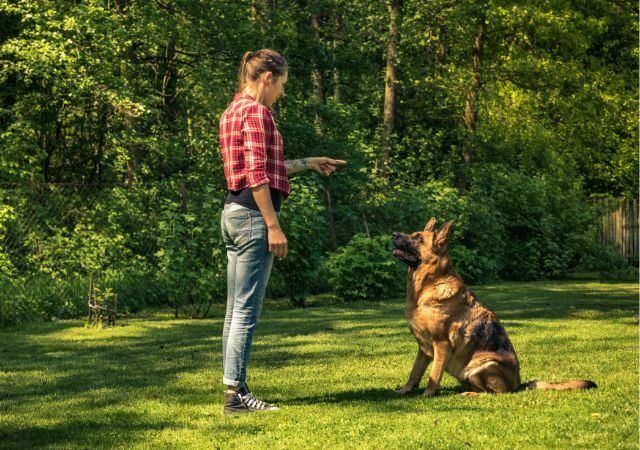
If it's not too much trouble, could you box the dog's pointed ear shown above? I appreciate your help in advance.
[424,217,437,232]
[434,220,454,248]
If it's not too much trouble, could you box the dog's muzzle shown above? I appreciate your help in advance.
[391,232,419,266]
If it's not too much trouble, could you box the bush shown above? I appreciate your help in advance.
[329,167,606,283]
[0,273,87,326]
[576,239,636,279]
[344,179,466,240]
[0,275,36,326]
[269,177,328,306]
[155,183,226,318]
[331,179,502,285]
[449,245,498,285]
[469,165,592,280]
[326,234,405,302]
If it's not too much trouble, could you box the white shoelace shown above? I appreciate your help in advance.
[241,392,270,410]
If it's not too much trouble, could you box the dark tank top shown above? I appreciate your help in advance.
[224,187,283,212]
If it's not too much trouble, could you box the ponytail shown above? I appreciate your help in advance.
[236,49,288,93]
[237,51,254,92]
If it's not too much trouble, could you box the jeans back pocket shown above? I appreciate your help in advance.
[224,211,252,246]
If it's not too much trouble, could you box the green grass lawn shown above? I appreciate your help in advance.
[0,280,638,449]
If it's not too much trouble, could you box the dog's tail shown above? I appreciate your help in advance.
[519,380,597,391]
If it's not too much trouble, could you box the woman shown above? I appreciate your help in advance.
[219,49,346,414]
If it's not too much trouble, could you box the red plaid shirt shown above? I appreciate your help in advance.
[219,93,290,198]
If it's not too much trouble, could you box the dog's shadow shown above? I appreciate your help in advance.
[286,385,467,407]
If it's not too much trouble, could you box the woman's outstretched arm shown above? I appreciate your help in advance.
[285,157,347,176]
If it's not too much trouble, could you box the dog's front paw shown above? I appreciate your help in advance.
[394,385,414,395]
[422,388,438,397]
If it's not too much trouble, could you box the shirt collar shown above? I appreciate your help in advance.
[235,92,256,101]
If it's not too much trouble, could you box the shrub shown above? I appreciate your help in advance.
[351,179,466,239]
[0,273,87,326]
[155,183,226,318]
[449,245,498,285]
[269,177,328,306]
[326,234,405,302]
[576,238,636,279]
[469,165,592,280]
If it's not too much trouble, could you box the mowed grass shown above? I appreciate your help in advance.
[0,280,637,449]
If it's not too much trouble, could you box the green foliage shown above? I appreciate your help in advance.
[330,171,603,285]
[367,180,465,236]
[0,203,16,277]
[270,177,328,306]
[326,234,405,302]
[577,240,637,279]
[87,284,118,327]
[0,276,34,326]
[576,220,638,279]
[155,183,225,318]
[3,0,633,193]
[0,274,86,326]
[1,180,230,325]
[0,0,636,324]
[449,245,498,285]
[469,165,594,280]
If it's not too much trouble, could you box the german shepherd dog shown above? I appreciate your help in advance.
[391,218,596,397]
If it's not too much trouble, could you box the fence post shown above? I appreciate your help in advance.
[590,197,639,266]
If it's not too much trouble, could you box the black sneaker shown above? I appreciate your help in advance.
[223,390,279,414]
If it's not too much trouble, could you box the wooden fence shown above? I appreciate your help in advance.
[591,197,639,265]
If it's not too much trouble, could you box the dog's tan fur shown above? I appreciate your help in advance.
[391,218,596,396]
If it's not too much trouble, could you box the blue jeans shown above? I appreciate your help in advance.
[220,203,274,388]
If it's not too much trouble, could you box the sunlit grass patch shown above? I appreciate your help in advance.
[0,280,637,449]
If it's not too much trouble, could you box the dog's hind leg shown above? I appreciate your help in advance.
[460,379,483,396]
[464,361,518,394]
[395,348,431,395]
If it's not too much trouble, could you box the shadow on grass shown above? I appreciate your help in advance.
[284,386,483,414]
[470,281,637,321]
[0,412,175,449]
[0,280,635,447]
[286,385,469,406]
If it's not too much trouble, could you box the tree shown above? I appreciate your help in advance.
[381,0,402,178]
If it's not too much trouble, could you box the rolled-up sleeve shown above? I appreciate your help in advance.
[242,104,272,188]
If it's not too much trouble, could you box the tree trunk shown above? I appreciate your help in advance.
[90,99,109,184]
[115,1,138,187]
[437,18,447,66]
[310,12,325,132]
[162,39,179,124]
[310,11,337,250]
[331,11,342,101]
[381,0,402,178]
[457,10,486,194]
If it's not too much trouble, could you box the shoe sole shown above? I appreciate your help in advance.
[223,407,279,415]
[223,408,251,415]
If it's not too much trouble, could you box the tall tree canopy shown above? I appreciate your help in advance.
[0,0,635,195]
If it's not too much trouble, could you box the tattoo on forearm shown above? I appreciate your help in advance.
[285,158,310,175]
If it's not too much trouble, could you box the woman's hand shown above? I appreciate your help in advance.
[268,224,288,259]
[308,157,347,176]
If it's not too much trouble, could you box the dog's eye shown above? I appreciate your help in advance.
[414,235,423,243]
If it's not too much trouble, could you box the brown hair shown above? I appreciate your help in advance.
[237,49,288,92]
